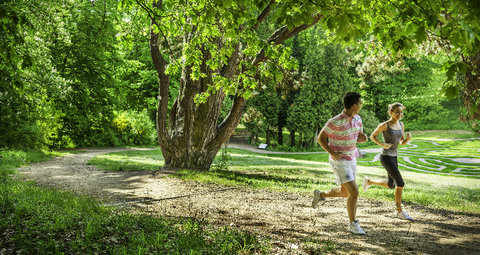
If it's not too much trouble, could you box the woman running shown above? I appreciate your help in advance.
[363,102,413,221]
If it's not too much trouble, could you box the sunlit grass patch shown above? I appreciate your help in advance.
[302,236,337,254]
[357,166,480,213]
[88,149,164,171]
[411,130,480,139]
[391,139,480,177]
[258,152,330,162]
[429,141,480,157]
[0,149,71,167]
[177,159,335,193]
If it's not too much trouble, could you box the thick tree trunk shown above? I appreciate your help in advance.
[460,52,480,133]
[160,67,246,170]
[463,53,480,119]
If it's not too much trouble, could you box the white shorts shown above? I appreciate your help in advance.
[329,158,357,185]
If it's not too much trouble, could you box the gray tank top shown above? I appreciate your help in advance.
[382,122,403,156]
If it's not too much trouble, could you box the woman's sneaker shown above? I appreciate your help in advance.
[312,190,325,209]
[363,177,371,192]
[349,220,366,235]
[394,210,414,221]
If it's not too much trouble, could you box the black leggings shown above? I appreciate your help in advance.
[380,155,405,189]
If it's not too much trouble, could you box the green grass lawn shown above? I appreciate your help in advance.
[88,149,164,171]
[410,130,480,139]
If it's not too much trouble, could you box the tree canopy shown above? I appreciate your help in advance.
[1,0,480,168]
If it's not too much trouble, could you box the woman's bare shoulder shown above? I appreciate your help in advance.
[377,121,389,130]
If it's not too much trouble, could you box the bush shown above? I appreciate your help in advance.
[0,90,62,150]
[111,110,156,146]
[359,109,380,135]
[402,97,469,131]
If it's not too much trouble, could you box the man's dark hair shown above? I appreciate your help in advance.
[343,92,362,109]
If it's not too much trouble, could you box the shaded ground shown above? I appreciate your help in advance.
[16,148,480,254]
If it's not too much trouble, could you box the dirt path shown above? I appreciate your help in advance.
[17,149,480,254]
[228,143,331,154]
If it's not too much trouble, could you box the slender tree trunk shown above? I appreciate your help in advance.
[277,123,284,145]
[250,133,255,144]
[265,128,270,145]
[289,130,295,147]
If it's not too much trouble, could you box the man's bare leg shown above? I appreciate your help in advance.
[321,185,348,198]
[321,181,359,222]
[342,181,359,222]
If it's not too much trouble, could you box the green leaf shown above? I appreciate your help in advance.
[414,28,426,43]
[444,85,458,99]
[405,22,418,35]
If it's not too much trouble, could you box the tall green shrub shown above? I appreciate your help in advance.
[111,110,156,146]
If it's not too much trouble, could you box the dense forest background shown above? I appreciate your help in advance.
[0,0,471,151]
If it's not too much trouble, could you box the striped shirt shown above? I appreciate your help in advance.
[322,111,363,161]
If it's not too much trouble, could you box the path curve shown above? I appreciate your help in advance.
[228,143,329,154]
[16,148,480,254]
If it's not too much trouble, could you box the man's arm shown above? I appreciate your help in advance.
[357,132,368,143]
[317,129,341,160]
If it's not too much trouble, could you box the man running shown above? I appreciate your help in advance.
[312,92,368,235]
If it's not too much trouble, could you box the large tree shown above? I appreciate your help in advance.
[129,0,324,169]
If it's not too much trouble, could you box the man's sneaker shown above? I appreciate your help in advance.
[312,189,325,209]
[363,177,371,192]
[349,220,366,235]
[394,210,414,221]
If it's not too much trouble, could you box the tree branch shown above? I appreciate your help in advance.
[220,43,241,78]
[135,0,181,68]
[149,0,173,153]
[252,13,323,66]
[253,0,276,30]
[213,94,246,145]
[93,0,107,37]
